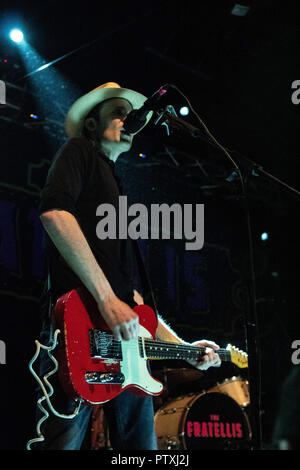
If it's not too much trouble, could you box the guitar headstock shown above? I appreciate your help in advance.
[226,344,248,368]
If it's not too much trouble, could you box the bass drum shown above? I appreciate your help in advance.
[155,392,251,450]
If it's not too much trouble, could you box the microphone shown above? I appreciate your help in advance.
[124,85,169,134]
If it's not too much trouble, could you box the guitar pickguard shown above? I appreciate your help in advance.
[120,324,163,395]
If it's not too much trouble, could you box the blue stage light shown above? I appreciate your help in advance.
[261,232,269,241]
[179,106,189,116]
[9,29,24,43]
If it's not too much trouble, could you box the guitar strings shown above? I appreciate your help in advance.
[93,333,227,355]
[93,330,226,353]
[91,331,235,359]
[93,330,206,353]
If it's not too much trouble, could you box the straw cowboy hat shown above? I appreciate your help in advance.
[65,82,153,137]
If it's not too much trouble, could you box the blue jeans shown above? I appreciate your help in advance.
[32,342,158,450]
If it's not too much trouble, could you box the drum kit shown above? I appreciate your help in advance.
[90,368,252,450]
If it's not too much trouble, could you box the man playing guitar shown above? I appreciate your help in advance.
[33,82,221,450]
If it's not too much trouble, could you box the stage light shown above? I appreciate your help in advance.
[261,232,269,241]
[30,113,38,119]
[36,63,51,72]
[139,153,146,158]
[179,106,189,116]
[9,29,24,43]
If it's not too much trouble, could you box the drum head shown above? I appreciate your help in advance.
[183,392,251,450]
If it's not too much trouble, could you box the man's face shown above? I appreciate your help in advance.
[97,98,134,151]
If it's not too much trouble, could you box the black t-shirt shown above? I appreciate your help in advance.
[39,136,135,306]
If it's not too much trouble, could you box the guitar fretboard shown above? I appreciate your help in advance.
[143,338,231,361]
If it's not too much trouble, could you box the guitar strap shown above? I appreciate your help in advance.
[37,268,54,345]
[131,239,159,318]
[109,162,159,318]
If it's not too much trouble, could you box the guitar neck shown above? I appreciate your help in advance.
[89,329,247,368]
[143,338,232,362]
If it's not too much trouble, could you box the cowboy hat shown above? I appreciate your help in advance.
[65,82,153,137]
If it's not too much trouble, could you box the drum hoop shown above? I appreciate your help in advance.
[180,392,206,450]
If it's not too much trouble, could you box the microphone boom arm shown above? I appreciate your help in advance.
[154,109,202,137]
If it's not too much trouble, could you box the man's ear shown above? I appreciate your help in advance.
[84,117,97,132]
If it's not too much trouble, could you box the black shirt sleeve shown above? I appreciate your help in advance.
[39,137,89,217]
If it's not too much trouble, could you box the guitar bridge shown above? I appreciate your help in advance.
[85,371,125,384]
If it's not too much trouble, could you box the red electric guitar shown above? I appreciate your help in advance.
[52,287,248,404]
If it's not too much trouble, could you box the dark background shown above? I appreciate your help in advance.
[0,0,299,450]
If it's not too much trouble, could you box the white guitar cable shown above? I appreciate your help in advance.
[26,328,82,450]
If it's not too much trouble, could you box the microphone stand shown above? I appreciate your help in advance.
[154,108,300,450]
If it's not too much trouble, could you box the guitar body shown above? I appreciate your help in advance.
[53,288,163,404]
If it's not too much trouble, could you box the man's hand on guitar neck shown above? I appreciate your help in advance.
[156,316,222,371]
[187,340,222,371]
